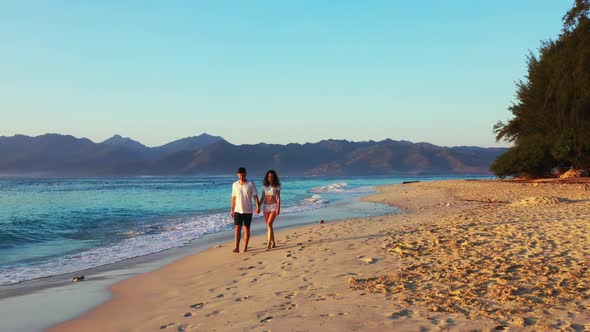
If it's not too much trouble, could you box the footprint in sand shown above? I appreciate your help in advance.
[390,309,412,319]
[205,310,221,317]
[183,312,192,317]
[320,312,348,317]
[428,317,440,325]
[215,294,225,298]
[278,301,297,310]
[159,323,175,329]
[260,316,273,323]
[235,296,250,301]
[298,284,312,291]
[326,293,343,300]
[567,324,587,331]
[189,303,204,309]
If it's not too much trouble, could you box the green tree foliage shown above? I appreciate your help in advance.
[492,0,590,178]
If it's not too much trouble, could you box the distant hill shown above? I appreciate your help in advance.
[0,134,507,177]
[151,133,225,156]
[153,139,507,176]
[102,134,152,158]
[103,134,149,151]
[0,134,145,176]
[101,133,225,160]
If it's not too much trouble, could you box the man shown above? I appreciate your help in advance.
[230,167,260,253]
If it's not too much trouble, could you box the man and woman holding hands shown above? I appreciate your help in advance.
[230,168,281,253]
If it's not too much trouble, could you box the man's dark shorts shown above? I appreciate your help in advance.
[234,212,253,227]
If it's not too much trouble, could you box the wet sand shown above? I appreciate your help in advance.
[49,180,590,331]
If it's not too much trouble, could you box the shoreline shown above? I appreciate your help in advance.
[0,222,240,332]
[0,194,399,332]
[1,197,398,298]
[49,179,590,331]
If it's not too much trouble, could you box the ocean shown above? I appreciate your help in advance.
[0,175,481,286]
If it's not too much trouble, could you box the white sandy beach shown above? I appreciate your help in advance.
[49,180,590,331]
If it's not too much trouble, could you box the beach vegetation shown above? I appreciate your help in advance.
[492,0,590,178]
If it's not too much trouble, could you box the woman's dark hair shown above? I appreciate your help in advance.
[263,169,281,187]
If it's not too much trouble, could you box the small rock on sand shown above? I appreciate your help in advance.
[360,257,375,264]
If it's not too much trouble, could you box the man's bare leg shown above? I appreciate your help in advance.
[243,226,251,252]
[233,225,242,253]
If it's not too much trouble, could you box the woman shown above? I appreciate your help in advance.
[261,170,281,250]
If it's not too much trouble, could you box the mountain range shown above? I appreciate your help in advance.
[0,133,507,177]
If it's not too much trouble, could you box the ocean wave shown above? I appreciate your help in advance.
[309,183,374,194]
[0,212,232,285]
[309,183,348,193]
[302,194,326,205]
[284,195,328,212]
[0,197,329,285]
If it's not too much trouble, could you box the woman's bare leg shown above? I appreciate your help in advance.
[265,212,277,249]
[263,212,271,249]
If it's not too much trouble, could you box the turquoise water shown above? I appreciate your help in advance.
[0,175,484,285]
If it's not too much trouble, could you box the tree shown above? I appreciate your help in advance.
[492,0,590,178]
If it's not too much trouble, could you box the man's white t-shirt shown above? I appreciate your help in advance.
[232,180,258,213]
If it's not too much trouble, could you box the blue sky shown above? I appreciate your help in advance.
[0,1,572,147]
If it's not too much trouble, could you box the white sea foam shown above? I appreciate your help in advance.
[0,212,232,285]
[310,183,348,193]
[309,183,374,194]
[290,195,328,211]
[0,198,329,285]
[303,194,325,204]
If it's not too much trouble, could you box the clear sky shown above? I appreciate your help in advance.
[0,1,572,147]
